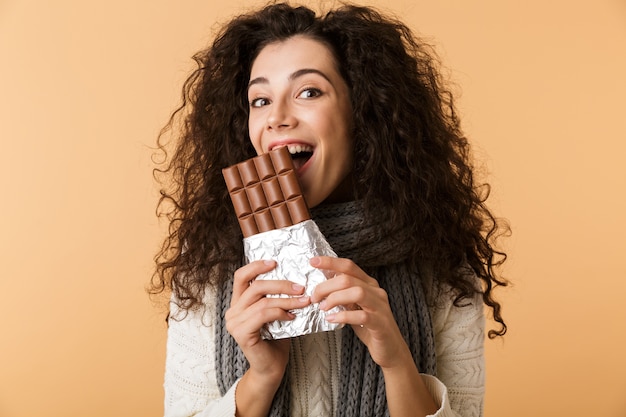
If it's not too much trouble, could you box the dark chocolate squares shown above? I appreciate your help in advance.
[222,147,310,237]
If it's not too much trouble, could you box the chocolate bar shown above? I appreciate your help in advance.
[222,147,310,237]
[222,147,345,340]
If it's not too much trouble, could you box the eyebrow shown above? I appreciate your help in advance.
[248,68,332,89]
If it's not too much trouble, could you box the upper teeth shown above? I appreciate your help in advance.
[286,144,313,154]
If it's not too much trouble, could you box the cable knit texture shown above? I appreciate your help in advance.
[164,201,485,416]
[164,287,485,417]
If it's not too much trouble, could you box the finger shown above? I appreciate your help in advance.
[253,294,312,321]
[312,272,362,304]
[236,279,307,310]
[324,306,369,328]
[226,295,311,337]
[232,260,307,305]
[232,260,277,304]
[310,256,378,285]
[320,284,389,313]
[311,267,382,305]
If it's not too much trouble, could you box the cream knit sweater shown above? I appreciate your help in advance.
[163,289,485,417]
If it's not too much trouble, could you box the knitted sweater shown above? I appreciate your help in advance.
[163,287,485,417]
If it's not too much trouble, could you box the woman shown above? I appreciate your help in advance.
[151,3,509,417]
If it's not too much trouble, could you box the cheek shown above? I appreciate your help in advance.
[331,116,353,158]
[247,118,263,153]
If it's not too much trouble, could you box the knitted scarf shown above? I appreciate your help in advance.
[215,200,437,417]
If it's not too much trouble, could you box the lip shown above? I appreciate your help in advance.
[267,139,314,152]
[267,139,315,177]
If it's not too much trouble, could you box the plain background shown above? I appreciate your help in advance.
[1,0,625,416]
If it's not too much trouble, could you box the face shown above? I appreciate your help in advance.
[247,35,353,208]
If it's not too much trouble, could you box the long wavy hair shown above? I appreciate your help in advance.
[150,2,510,337]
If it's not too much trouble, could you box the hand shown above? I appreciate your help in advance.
[309,256,410,369]
[310,256,438,416]
[225,260,311,386]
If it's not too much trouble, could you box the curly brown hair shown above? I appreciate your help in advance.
[150,2,510,337]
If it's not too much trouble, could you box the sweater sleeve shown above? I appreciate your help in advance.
[163,291,238,417]
[162,288,485,417]
[422,291,486,417]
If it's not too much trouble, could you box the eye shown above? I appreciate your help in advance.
[250,97,270,108]
[297,88,322,99]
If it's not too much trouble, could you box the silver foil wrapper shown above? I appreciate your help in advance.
[243,219,345,339]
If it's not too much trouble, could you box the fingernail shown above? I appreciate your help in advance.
[264,260,275,266]
[298,296,310,304]
[319,300,327,310]
[325,314,335,322]
[310,257,320,266]
[292,283,304,291]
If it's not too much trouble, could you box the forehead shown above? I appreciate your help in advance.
[250,35,339,77]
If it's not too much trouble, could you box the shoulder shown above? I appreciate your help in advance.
[429,287,485,415]
[430,284,484,343]
[168,284,218,329]
[429,284,485,385]
[424,262,484,339]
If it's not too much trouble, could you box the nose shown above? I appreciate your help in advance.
[266,98,297,131]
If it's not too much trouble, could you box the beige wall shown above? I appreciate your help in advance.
[1,1,624,416]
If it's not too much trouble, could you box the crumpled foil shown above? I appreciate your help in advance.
[243,219,345,339]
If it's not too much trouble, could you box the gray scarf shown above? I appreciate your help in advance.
[215,201,437,417]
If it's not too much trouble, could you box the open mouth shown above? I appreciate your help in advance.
[280,144,314,171]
